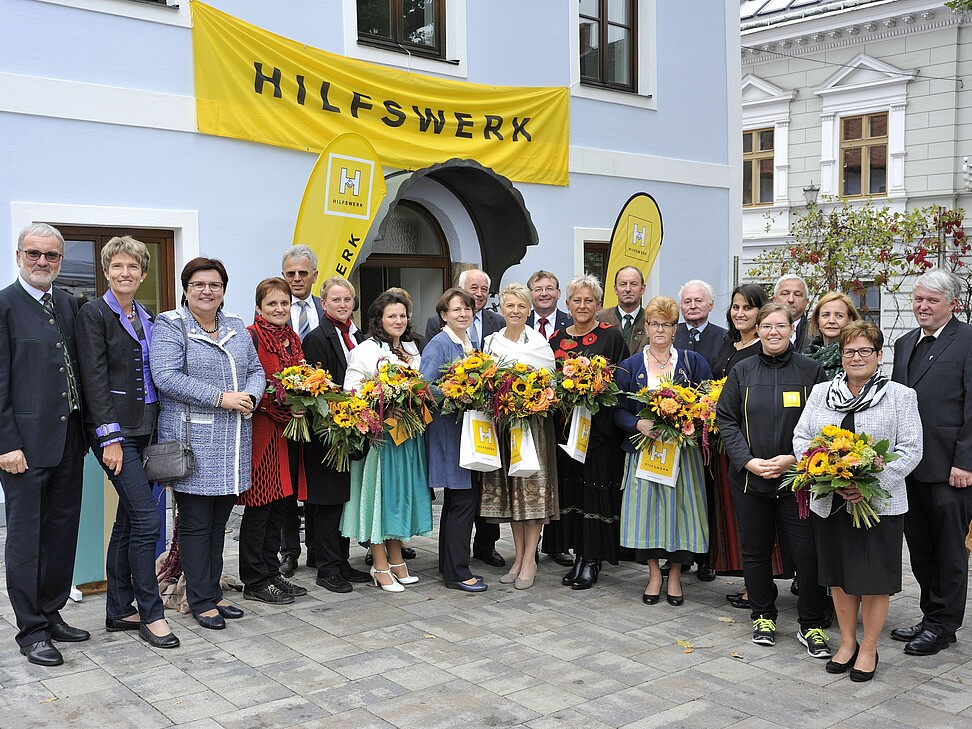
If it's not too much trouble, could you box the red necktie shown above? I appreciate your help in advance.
[539,317,548,339]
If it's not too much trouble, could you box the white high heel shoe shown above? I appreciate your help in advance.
[389,562,419,585]
[370,566,405,592]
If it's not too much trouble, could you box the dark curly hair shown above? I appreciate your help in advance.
[366,290,415,345]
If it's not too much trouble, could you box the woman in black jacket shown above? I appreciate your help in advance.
[74,236,179,649]
[716,303,829,656]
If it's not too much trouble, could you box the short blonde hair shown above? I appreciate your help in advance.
[644,296,678,324]
[320,276,355,300]
[101,235,150,273]
[499,283,532,310]
[565,274,603,304]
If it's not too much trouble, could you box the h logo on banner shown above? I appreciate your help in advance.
[631,224,647,248]
[340,168,361,196]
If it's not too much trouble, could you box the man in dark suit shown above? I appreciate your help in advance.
[596,265,648,356]
[674,279,727,370]
[424,268,505,567]
[525,270,572,340]
[891,269,972,656]
[279,245,327,576]
[301,276,372,593]
[774,275,810,353]
[0,223,89,666]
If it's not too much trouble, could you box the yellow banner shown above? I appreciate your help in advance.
[293,133,387,280]
[191,2,570,186]
[602,193,664,309]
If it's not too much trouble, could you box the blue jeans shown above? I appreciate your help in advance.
[98,435,165,623]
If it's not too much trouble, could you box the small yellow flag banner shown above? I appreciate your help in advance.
[191,2,570,186]
[293,133,386,280]
[602,193,664,310]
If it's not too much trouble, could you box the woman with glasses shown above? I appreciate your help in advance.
[616,296,712,606]
[793,322,921,681]
[717,303,831,655]
[150,258,265,630]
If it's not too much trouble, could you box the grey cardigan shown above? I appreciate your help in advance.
[149,307,265,496]
[792,380,923,517]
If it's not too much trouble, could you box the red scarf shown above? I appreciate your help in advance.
[326,313,356,352]
[251,315,303,365]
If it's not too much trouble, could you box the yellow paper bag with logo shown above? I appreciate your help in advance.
[459,410,502,473]
[508,419,541,478]
[634,439,681,487]
[559,405,592,464]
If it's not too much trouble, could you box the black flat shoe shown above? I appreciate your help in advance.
[552,552,575,567]
[216,604,244,620]
[279,554,297,577]
[138,624,180,649]
[642,592,660,605]
[194,614,226,630]
[473,549,506,568]
[825,644,860,674]
[105,616,141,632]
[726,592,744,601]
[21,639,63,666]
[402,546,417,560]
[697,565,716,582]
[340,566,371,584]
[849,652,878,682]
[727,594,751,610]
[445,579,488,593]
[49,622,90,642]
[317,574,353,593]
[904,629,950,656]
[890,623,923,642]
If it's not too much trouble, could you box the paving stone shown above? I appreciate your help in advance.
[41,666,122,698]
[860,695,972,728]
[705,672,859,728]
[212,694,331,728]
[448,656,544,696]
[291,707,395,728]
[505,682,586,713]
[218,633,304,667]
[256,655,346,693]
[22,685,171,728]
[152,687,238,724]
[512,654,626,699]
[114,661,209,704]
[624,697,749,728]
[573,650,668,687]
[326,646,420,680]
[383,662,457,691]
[306,674,409,714]
[573,684,676,726]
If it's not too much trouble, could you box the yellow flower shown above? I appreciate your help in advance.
[821,425,841,437]
[514,363,528,373]
[807,451,829,476]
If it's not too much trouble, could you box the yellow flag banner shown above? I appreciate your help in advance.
[602,193,664,310]
[191,2,570,186]
[293,133,387,279]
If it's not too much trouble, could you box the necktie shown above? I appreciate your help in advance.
[689,328,700,350]
[907,334,935,384]
[539,317,548,339]
[471,315,481,350]
[297,300,310,340]
[622,314,634,346]
[41,292,53,314]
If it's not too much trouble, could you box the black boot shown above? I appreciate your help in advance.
[562,555,583,586]
[572,559,600,590]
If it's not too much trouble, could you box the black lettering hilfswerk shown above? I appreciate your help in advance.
[251,62,537,143]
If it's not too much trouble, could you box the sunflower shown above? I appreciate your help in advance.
[807,450,829,476]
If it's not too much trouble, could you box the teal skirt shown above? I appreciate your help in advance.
[340,434,433,543]
[619,445,708,554]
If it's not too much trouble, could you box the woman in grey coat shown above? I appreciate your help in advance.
[149,258,264,630]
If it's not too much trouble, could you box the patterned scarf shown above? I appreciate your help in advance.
[803,336,843,380]
[825,369,889,413]
[252,315,302,365]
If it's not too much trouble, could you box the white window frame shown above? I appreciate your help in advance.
[813,54,915,201]
[343,0,468,79]
[569,0,657,111]
[741,74,796,208]
[32,0,189,27]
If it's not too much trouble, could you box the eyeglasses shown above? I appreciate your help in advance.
[758,323,792,332]
[647,322,675,330]
[841,347,877,358]
[283,270,313,278]
[530,286,558,294]
[186,281,224,292]
[20,249,63,263]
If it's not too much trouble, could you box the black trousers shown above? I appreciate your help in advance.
[309,502,351,578]
[239,498,286,591]
[472,516,499,554]
[280,443,314,559]
[731,489,828,631]
[439,486,479,582]
[173,492,235,615]
[3,415,84,646]
[905,476,972,638]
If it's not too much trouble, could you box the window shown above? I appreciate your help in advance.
[849,281,881,327]
[840,112,888,198]
[584,241,610,285]
[743,128,774,207]
[579,0,636,92]
[54,226,177,313]
[357,0,445,60]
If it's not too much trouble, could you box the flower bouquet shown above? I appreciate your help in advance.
[357,360,435,445]
[554,354,620,415]
[626,377,704,452]
[435,351,499,418]
[269,362,342,442]
[315,394,383,472]
[780,424,898,528]
[696,377,727,464]
[490,362,558,430]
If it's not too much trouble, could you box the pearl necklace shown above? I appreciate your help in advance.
[126,302,137,320]
[193,313,219,334]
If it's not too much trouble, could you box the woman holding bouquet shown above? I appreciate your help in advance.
[793,321,922,681]
[481,283,558,589]
[716,303,830,654]
[237,277,308,605]
[548,275,627,589]
[419,288,488,593]
[341,290,432,592]
[615,296,712,606]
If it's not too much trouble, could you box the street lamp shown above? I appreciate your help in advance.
[803,181,820,207]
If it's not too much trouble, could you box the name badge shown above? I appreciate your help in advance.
[783,391,801,408]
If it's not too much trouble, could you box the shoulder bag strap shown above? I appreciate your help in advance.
[180,317,191,448]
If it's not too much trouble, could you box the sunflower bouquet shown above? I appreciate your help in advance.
[626,377,704,451]
[314,394,383,472]
[356,360,435,445]
[780,425,898,528]
[696,377,727,463]
[554,354,620,415]
[269,362,342,442]
[490,362,558,431]
[435,351,499,417]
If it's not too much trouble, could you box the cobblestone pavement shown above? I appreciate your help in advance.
[2,506,971,728]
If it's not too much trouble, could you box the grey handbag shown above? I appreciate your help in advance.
[143,317,195,483]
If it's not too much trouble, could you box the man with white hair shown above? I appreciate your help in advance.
[674,279,726,369]
[774,275,810,352]
[891,269,972,656]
